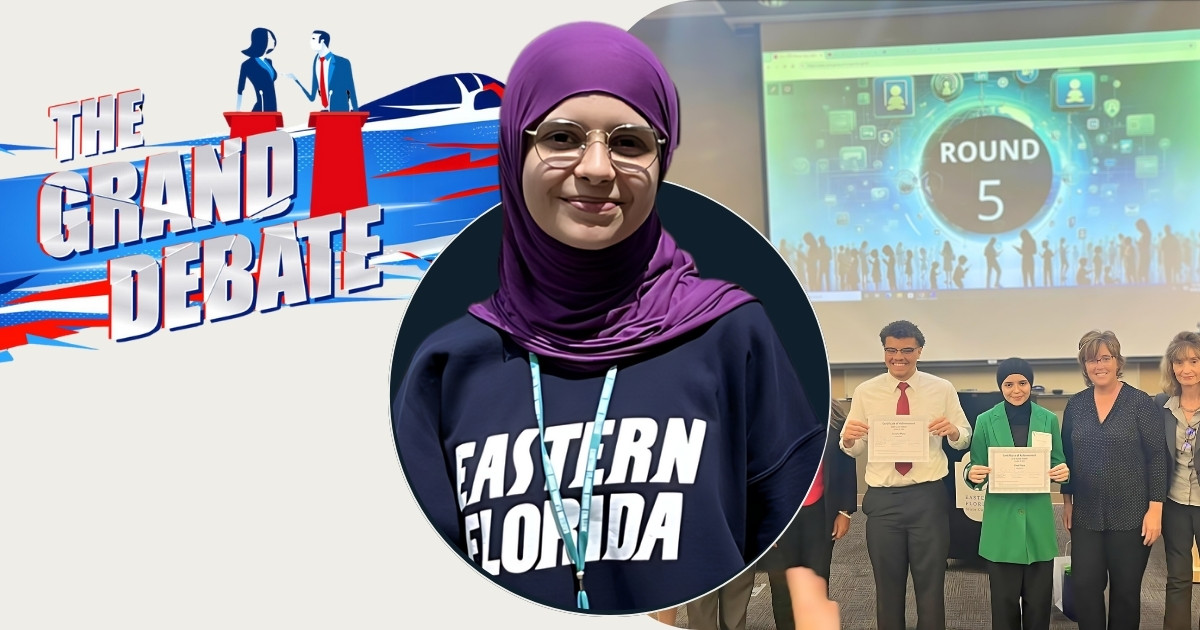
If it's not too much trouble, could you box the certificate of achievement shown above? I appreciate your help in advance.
[988,447,1052,494]
[867,415,931,463]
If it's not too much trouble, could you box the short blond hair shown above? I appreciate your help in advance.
[1076,330,1124,386]
[1160,331,1200,397]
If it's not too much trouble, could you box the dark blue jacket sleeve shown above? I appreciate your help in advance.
[827,433,858,516]
[1060,396,1075,495]
[392,343,464,550]
[1138,390,1168,503]
[742,308,826,560]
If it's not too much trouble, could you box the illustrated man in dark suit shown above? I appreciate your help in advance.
[760,399,858,630]
[288,30,358,112]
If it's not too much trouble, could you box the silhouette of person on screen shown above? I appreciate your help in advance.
[803,233,821,290]
[941,241,954,286]
[905,250,914,290]
[1162,225,1181,285]
[883,245,897,292]
[236,27,279,112]
[817,236,833,292]
[918,248,928,289]
[1137,219,1153,284]
[929,262,940,291]
[1076,257,1091,286]
[1183,233,1195,283]
[1041,240,1054,287]
[795,245,809,287]
[1121,235,1137,283]
[953,255,968,289]
[1059,237,1070,284]
[985,237,1002,289]
[870,249,882,291]
[860,241,870,288]
[1013,230,1037,288]
[848,250,861,291]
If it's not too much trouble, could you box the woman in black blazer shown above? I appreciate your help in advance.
[762,399,858,630]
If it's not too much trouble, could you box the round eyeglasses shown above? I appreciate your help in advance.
[525,119,666,175]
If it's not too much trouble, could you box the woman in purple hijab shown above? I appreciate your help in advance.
[392,21,824,614]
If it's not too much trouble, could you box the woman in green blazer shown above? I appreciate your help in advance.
[965,358,1071,630]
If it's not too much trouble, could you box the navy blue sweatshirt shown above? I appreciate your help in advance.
[392,302,825,613]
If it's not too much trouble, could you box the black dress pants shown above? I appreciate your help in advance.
[862,481,949,630]
[1163,499,1200,630]
[986,559,1052,630]
[1070,525,1151,630]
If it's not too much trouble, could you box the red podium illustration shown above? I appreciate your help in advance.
[223,111,284,145]
[308,111,370,218]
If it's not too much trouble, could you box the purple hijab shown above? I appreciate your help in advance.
[468,22,755,373]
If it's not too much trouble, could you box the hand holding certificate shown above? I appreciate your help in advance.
[867,414,931,463]
[988,447,1052,493]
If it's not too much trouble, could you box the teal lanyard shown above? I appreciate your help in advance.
[529,353,617,610]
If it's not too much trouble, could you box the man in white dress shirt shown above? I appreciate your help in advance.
[840,320,971,630]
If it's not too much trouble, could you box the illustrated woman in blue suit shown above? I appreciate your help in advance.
[236,27,279,112]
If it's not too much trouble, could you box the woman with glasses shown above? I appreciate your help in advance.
[1158,331,1200,630]
[1061,330,1168,630]
[964,358,1069,630]
[391,22,824,614]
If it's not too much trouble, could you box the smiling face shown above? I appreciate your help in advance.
[883,336,922,380]
[1001,373,1031,405]
[520,94,660,251]
[1174,348,1200,389]
[1085,342,1119,387]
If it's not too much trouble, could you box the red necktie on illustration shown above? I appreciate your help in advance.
[895,382,912,476]
[319,56,329,109]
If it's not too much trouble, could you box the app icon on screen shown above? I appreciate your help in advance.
[874,77,915,118]
[1052,71,1095,110]
[931,73,963,102]
[1135,155,1159,179]
[1126,114,1155,137]
[829,109,857,135]
[839,146,868,171]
